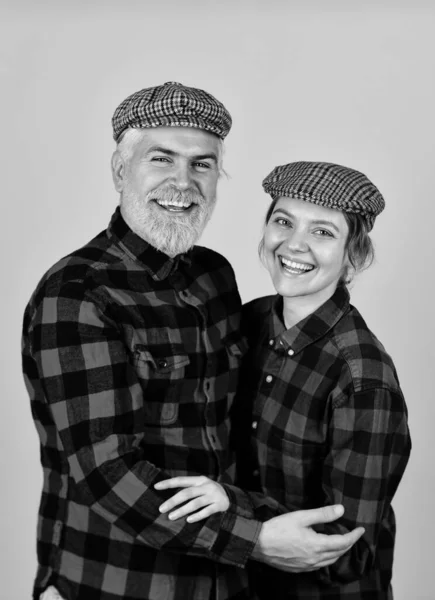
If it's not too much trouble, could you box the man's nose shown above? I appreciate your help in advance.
[172,162,192,191]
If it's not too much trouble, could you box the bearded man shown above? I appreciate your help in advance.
[22,82,362,600]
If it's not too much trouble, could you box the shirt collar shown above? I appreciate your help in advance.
[269,285,350,355]
[106,207,192,281]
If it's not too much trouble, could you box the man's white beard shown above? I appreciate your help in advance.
[121,184,216,257]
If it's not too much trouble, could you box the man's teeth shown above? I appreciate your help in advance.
[155,199,193,209]
[280,257,314,272]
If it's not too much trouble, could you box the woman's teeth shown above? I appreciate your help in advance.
[280,257,314,274]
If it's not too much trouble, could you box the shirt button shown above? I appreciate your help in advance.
[253,469,260,477]
[287,348,294,356]
[265,375,273,383]
[269,339,274,346]
[252,421,258,430]
[158,359,168,368]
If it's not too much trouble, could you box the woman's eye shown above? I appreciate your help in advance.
[193,162,211,170]
[314,229,333,237]
[276,218,291,227]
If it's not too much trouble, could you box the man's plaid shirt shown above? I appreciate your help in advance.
[235,285,411,600]
[22,208,262,600]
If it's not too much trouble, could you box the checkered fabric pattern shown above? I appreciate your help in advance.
[262,162,385,231]
[22,208,262,600]
[112,81,232,142]
[234,285,411,599]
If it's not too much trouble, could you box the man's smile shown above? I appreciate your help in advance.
[153,198,195,212]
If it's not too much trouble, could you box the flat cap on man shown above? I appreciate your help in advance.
[112,81,232,142]
[262,161,385,231]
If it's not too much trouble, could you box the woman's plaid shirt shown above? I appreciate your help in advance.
[235,285,411,600]
[22,208,261,600]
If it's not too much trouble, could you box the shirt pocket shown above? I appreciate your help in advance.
[278,437,326,510]
[133,343,190,426]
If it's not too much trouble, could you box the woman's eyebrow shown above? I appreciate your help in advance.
[310,219,340,233]
[192,153,218,163]
[272,207,294,219]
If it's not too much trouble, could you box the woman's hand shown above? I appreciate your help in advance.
[154,476,230,522]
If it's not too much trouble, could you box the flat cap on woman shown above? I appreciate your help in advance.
[262,161,385,231]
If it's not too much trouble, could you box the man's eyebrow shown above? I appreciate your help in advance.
[146,146,176,156]
[272,208,341,233]
[146,146,218,162]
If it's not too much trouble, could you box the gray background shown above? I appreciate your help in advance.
[1,1,433,598]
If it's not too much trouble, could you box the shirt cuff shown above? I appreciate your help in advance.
[210,509,262,568]
[209,484,262,567]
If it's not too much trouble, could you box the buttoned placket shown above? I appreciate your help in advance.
[249,335,296,483]
[174,281,221,453]
[253,337,296,428]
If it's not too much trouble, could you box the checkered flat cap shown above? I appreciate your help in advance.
[112,81,232,142]
[262,161,385,231]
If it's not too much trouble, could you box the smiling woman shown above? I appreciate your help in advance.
[236,160,411,599]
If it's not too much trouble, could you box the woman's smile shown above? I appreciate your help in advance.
[278,255,316,275]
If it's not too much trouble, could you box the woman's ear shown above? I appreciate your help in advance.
[340,252,355,285]
[258,234,267,268]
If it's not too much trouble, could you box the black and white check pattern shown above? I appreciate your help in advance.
[262,162,385,230]
[235,285,411,599]
[22,208,261,600]
[112,81,232,142]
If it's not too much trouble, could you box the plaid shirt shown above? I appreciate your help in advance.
[22,208,262,600]
[235,285,411,600]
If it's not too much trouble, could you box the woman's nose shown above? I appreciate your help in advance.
[285,229,309,253]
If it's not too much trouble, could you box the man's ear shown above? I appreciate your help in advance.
[111,150,126,192]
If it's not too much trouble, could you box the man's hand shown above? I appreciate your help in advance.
[252,505,365,573]
[155,476,230,522]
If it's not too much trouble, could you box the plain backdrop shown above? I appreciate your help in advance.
[1,1,434,598]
